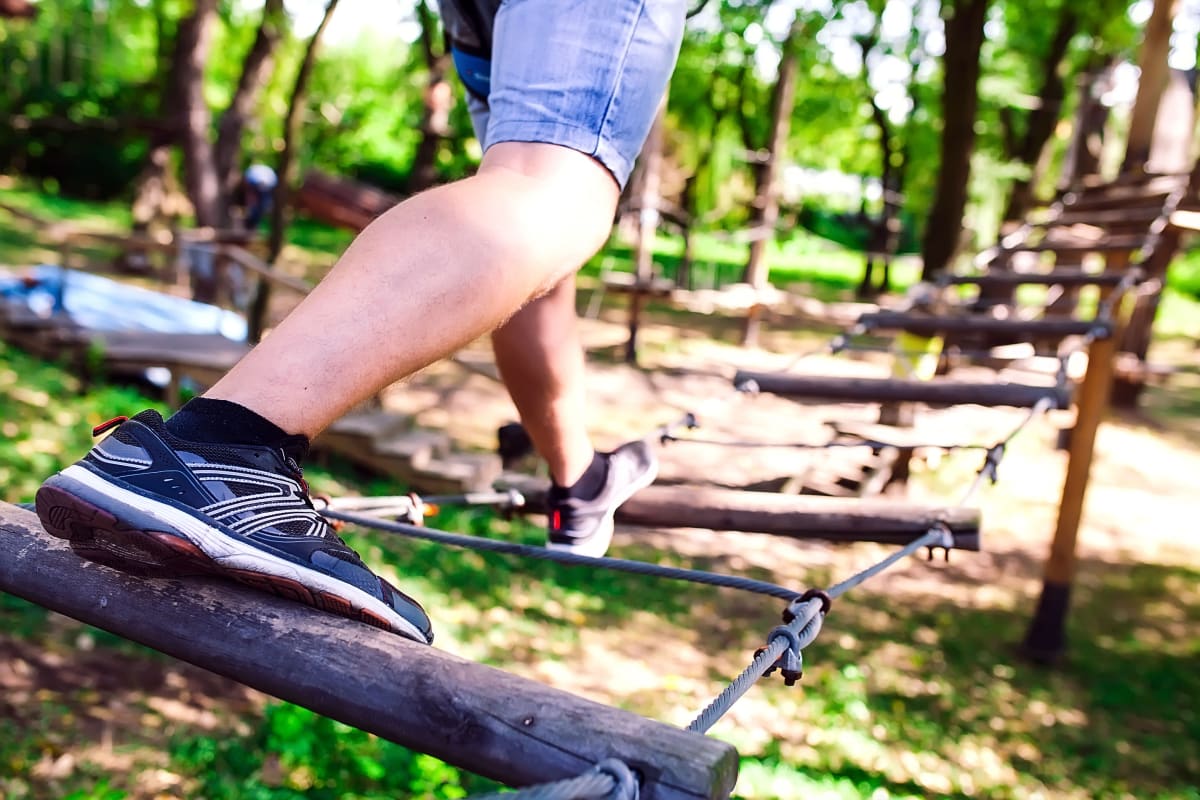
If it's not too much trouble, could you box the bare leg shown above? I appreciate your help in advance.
[491,275,593,487]
[205,142,618,438]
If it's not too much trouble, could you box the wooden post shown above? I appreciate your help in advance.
[0,503,738,799]
[1022,276,1127,662]
[1121,0,1178,172]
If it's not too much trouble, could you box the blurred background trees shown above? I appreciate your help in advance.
[0,0,1189,286]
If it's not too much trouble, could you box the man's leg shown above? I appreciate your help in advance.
[35,142,619,645]
[206,142,618,438]
[38,0,687,641]
[491,276,592,488]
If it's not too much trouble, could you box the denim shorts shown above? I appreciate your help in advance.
[444,0,687,188]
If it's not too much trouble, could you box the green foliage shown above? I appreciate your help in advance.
[170,703,499,799]
[0,340,166,503]
[0,1,168,197]
[795,203,921,256]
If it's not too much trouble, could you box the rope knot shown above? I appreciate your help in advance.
[757,625,805,686]
[782,588,831,623]
[980,443,1006,483]
[594,758,639,800]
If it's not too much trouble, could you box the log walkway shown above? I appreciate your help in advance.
[0,501,738,800]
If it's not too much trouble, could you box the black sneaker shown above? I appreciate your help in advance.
[546,440,658,557]
[35,410,433,644]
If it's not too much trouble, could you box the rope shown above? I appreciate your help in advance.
[467,759,639,800]
[686,593,826,733]
[661,432,990,452]
[685,392,1050,732]
[685,526,945,733]
[653,379,759,443]
[323,509,802,602]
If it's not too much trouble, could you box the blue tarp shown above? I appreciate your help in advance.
[0,264,247,342]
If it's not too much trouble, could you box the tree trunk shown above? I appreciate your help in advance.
[1122,0,1179,173]
[855,27,901,299]
[0,0,36,19]
[1059,59,1115,188]
[742,11,803,292]
[1001,8,1078,223]
[740,12,804,347]
[172,0,221,229]
[919,0,989,282]
[407,0,454,193]
[250,0,341,342]
[625,98,667,365]
[215,0,287,209]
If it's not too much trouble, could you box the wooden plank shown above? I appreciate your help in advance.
[499,478,980,549]
[943,270,1131,288]
[0,502,738,799]
[1044,207,1163,227]
[1058,190,1173,213]
[995,237,1145,256]
[84,331,250,371]
[734,370,1069,409]
[1168,209,1200,231]
[858,310,1109,339]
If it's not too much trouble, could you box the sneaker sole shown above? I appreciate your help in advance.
[37,466,428,643]
[546,457,659,558]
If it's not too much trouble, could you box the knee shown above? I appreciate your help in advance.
[477,141,619,271]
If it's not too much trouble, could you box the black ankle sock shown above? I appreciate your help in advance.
[555,451,609,500]
[165,398,309,459]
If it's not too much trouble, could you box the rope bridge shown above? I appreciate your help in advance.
[0,324,1060,799]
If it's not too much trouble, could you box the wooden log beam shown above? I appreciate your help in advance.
[618,486,981,550]
[215,244,313,295]
[995,237,1146,256]
[0,503,737,799]
[1043,207,1164,227]
[858,310,1109,339]
[942,270,1131,288]
[734,370,1069,410]
[497,479,980,550]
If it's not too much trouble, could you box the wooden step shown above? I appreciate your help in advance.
[414,453,503,495]
[374,429,453,471]
[325,410,413,441]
